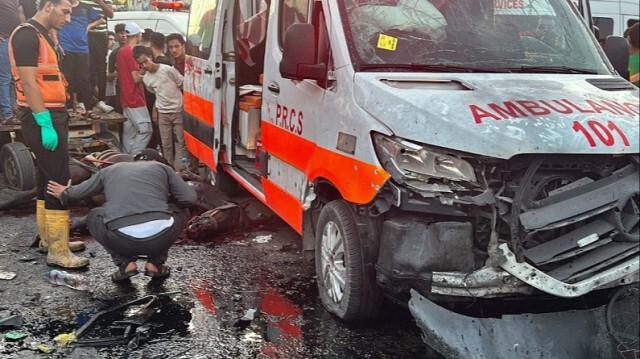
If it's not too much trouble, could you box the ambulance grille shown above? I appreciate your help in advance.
[586,78,637,91]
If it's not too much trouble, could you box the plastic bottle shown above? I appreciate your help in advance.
[45,270,90,291]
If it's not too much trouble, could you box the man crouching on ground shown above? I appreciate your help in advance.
[47,149,196,282]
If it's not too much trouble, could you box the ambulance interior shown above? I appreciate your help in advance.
[226,0,307,188]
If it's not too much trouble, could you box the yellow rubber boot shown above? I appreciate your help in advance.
[46,209,89,268]
[36,200,47,251]
[37,200,86,253]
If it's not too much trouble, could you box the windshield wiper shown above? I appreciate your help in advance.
[509,66,599,74]
[359,63,510,73]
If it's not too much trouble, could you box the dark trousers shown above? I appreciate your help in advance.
[86,204,190,266]
[88,32,108,101]
[19,109,70,210]
[60,52,92,111]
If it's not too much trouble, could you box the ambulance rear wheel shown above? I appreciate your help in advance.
[205,167,239,197]
[315,200,383,320]
[1,142,36,190]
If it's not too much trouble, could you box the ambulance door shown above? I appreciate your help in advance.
[261,0,325,233]
[183,0,226,171]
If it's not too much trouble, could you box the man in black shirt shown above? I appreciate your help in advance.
[10,0,90,268]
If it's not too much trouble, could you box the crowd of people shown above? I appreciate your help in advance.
[1,0,190,169]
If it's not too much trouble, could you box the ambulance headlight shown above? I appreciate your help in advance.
[372,133,477,184]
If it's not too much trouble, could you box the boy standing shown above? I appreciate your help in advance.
[133,45,186,169]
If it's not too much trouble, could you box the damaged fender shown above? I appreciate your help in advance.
[408,289,619,359]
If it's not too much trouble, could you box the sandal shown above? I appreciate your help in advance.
[111,261,139,282]
[144,262,170,278]
[87,112,101,121]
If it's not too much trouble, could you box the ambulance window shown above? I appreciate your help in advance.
[278,0,310,48]
[593,17,613,39]
[187,0,218,59]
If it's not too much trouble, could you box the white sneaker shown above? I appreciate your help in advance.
[95,101,114,113]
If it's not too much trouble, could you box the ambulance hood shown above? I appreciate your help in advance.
[353,73,640,159]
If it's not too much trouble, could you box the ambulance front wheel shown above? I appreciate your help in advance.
[315,200,383,321]
[205,166,239,197]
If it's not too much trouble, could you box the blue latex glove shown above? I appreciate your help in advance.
[33,110,58,151]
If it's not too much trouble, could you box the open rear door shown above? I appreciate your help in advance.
[183,0,225,171]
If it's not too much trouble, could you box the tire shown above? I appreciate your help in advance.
[1,142,37,190]
[0,133,11,172]
[315,200,383,320]
[205,166,239,197]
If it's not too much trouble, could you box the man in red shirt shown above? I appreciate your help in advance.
[166,33,185,76]
[117,22,150,154]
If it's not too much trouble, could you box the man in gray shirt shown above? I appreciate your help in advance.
[47,149,196,281]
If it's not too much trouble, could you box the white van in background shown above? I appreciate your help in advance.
[108,11,188,37]
[592,0,639,38]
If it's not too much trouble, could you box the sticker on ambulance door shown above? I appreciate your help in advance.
[377,34,398,51]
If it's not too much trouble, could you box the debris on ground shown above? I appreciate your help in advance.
[280,243,297,251]
[0,270,16,280]
[5,331,27,341]
[53,331,76,346]
[252,235,272,244]
[37,344,52,353]
[242,332,262,343]
[45,270,90,291]
[241,308,257,321]
[0,315,23,329]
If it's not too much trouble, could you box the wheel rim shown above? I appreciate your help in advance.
[320,220,346,304]
[3,156,19,187]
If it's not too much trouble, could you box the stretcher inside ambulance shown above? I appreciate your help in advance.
[183,0,639,355]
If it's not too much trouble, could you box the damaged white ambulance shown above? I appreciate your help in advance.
[183,0,639,357]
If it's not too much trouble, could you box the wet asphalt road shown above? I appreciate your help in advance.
[0,182,437,359]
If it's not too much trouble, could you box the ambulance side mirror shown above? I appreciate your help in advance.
[280,23,326,82]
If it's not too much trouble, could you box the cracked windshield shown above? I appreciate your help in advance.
[341,0,609,73]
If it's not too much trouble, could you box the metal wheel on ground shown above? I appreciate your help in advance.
[1,142,36,190]
[315,199,383,320]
